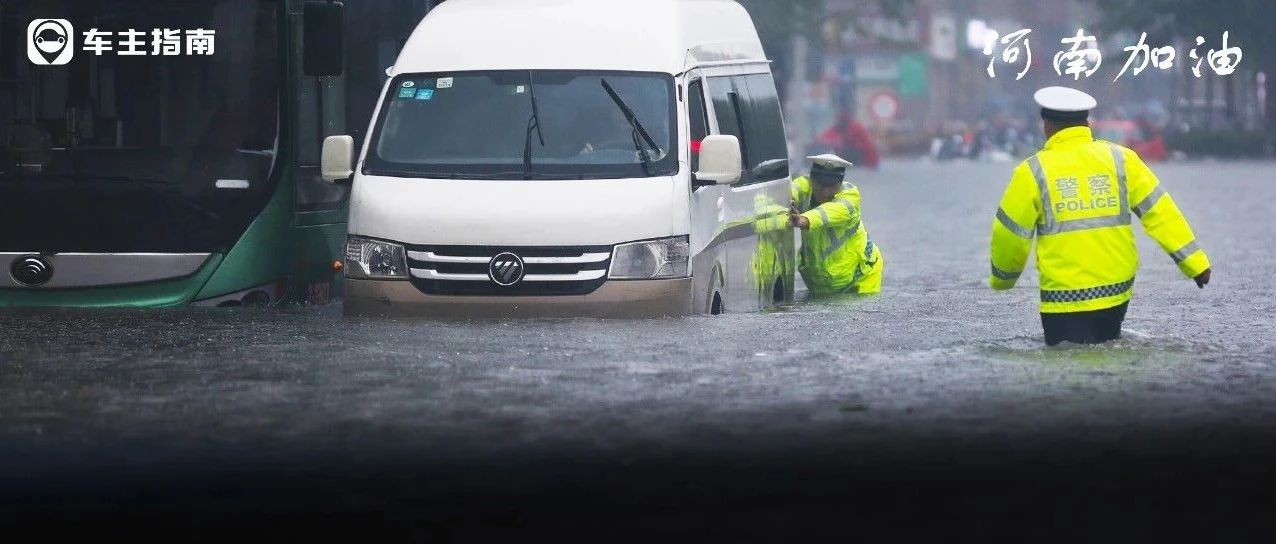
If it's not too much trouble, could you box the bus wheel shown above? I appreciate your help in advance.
[242,290,272,307]
[772,279,785,305]
[710,292,724,315]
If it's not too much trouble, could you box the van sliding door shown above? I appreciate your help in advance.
[703,73,793,311]
[733,73,794,306]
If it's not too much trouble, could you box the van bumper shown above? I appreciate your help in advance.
[343,278,694,318]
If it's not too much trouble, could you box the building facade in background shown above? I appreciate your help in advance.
[779,0,1266,159]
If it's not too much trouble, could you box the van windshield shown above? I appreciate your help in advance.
[366,71,678,180]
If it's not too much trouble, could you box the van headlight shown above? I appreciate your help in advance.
[344,236,408,279]
[609,236,689,279]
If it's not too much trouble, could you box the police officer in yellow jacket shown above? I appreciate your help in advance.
[791,154,883,295]
[990,87,1212,346]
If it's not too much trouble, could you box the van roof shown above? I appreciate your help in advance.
[391,0,767,75]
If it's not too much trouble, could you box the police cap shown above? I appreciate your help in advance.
[807,154,853,186]
[1034,86,1097,123]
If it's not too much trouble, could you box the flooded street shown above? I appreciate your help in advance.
[3,160,1275,538]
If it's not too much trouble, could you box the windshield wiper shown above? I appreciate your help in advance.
[523,71,547,175]
[601,78,662,176]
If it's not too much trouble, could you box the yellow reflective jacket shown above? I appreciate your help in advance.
[792,176,883,294]
[989,126,1210,313]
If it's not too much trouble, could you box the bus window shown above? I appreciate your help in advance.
[294,73,348,211]
[0,0,281,254]
[296,0,432,213]
[294,17,347,212]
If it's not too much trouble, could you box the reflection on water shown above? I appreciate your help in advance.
[976,331,1217,358]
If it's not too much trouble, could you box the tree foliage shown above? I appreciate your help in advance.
[736,0,824,45]
[1086,0,1273,70]
[736,0,918,44]
[1087,0,1274,133]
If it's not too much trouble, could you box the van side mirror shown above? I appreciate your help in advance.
[321,135,355,182]
[694,135,743,186]
[303,1,345,76]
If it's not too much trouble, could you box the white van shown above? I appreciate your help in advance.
[323,0,795,317]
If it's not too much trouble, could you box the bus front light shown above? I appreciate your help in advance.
[345,236,408,279]
[608,236,689,280]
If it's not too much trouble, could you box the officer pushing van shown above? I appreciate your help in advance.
[989,86,1212,346]
[790,155,883,295]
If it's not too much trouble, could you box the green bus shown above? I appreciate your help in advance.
[0,0,433,307]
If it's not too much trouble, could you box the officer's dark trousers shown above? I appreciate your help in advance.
[1040,302,1128,346]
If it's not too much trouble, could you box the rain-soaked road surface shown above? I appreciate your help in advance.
[2,160,1275,540]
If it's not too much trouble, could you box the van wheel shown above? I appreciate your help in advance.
[710,292,724,315]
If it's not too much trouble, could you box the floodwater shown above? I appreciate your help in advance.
[1,160,1274,539]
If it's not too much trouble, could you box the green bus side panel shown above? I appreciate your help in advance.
[195,176,297,301]
[292,221,348,305]
[0,254,224,308]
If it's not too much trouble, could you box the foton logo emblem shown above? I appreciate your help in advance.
[488,253,525,286]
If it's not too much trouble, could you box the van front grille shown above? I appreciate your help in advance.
[405,244,613,296]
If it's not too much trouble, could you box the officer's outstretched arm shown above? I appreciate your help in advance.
[989,164,1040,290]
[800,193,861,231]
[1125,149,1211,280]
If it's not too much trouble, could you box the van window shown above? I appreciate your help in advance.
[706,76,745,155]
[365,70,678,180]
[687,80,708,173]
[705,75,789,185]
[739,74,789,183]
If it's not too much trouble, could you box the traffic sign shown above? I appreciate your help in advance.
[868,91,901,122]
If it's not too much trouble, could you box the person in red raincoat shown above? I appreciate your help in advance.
[818,110,879,169]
